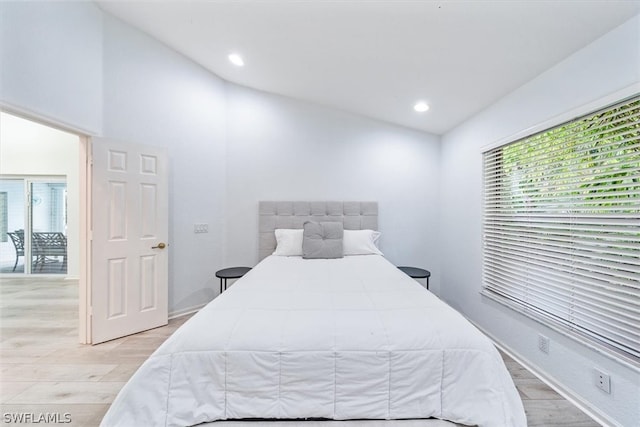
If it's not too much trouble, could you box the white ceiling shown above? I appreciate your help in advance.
[97,1,640,135]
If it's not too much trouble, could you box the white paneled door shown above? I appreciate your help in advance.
[91,139,168,344]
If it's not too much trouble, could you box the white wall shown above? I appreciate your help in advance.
[0,1,102,134]
[0,112,81,276]
[225,85,441,287]
[440,15,640,427]
[101,15,228,315]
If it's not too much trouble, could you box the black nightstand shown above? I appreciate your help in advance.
[215,267,251,293]
[398,266,431,290]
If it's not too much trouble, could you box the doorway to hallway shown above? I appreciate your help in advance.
[0,111,84,344]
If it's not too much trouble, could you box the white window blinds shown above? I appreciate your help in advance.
[482,96,640,365]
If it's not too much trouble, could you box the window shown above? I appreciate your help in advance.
[482,96,640,365]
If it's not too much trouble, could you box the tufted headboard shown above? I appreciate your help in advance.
[258,201,378,261]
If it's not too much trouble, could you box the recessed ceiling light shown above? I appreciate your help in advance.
[228,53,244,67]
[414,101,430,113]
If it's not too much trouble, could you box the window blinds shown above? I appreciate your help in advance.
[482,96,640,365]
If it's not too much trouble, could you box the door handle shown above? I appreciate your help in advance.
[152,242,167,249]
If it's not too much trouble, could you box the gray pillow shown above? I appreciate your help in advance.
[302,221,344,259]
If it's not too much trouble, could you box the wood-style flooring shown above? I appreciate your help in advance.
[0,277,601,426]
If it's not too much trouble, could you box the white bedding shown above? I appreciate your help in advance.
[101,255,526,427]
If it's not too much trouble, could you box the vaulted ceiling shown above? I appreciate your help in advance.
[97,1,640,134]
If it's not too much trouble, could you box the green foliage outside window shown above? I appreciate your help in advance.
[501,98,639,213]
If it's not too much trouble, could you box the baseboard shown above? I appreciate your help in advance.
[470,320,618,427]
[168,303,206,320]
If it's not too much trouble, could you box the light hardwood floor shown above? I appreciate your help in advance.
[0,277,601,427]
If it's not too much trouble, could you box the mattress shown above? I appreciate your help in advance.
[101,255,526,427]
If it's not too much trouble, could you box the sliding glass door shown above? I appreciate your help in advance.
[0,179,25,273]
[30,181,67,274]
[0,177,67,274]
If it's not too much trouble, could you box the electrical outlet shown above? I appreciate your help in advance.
[538,334,550,354]
[193,223,209,233]
[594,368,611,394]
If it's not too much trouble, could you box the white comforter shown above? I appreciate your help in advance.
[101,255,526,427]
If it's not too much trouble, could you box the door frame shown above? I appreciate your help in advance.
[0,105,92,344]
[79,135,91,344]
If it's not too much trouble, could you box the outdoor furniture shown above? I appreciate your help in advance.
[5,231,67,272]
[32,232,67,271]
[7,230,25,272]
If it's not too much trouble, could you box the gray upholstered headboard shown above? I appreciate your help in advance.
[258,201,378,261]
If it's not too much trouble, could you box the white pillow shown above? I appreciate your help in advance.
[272,229,304,256]
[343,229,383,256]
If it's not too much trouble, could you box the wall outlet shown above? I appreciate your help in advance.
[538,334,550,354]
[594,368,611,394]
[193,223,209,233]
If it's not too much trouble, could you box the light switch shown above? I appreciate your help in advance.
[194,223,209,233]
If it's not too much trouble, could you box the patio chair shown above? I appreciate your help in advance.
[32,232,67,271]
[7,230,25,272]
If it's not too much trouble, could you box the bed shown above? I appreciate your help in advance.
[101,201,526,427]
